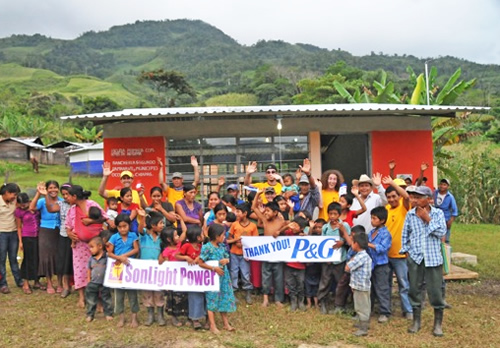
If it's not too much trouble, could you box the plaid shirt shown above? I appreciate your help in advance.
[367,226,392,267]
[400,206,446,267]
[348,250,372,291]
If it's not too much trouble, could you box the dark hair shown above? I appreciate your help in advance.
[0,183,20,195]
[89,236,103,247]
[183,184,196,193]
[327,202,342,214]
[16,192,30,204]
[235,202,251,216]
[351,225,366,235]
[60,183,72,193]
[226,212,236,223]
[385,186,399,196]
[314,218,327,225]
[160,226,177,249]
[150,186,164,196]
[208,223,225,241]
[186,225,202,243]
[340,193,354,206]
[99,230,112,243]
[115,213,131,227]
[88,206,102,220]
[45,180,60,189]
[371,206,388,224]
[68,185,91,200]
[293,216,308,230]
[213,203,228,215]
[353,232,368,250]
[146,211,164,229]
[119,187,132,198]
[282,173,293,181]
[273,195,285,204]
[107,196,118,205]
[221,194,237,207]
[321,170,344,191]
[246,191,256,203]
[298,210,313,221]
[208,191,220,199]
[265,201,280,212]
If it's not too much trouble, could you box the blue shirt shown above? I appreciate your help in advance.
[109,232,138,256]
[367,226,392,267]
[347,250,372,292]
[299,185,321,217]
[400,206,447,267]
[322,220,351,264]
[138,230,162,260]
[36,197,63,229]
[433,190,458,222]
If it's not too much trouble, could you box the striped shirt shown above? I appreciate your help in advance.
[348,250,372,291]
[400,206,446,267]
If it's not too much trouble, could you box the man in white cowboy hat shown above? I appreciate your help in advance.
[351,173,388,234]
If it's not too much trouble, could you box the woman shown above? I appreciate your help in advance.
[175,184,203,228]
[65,185,111,308]
[30,181,63,294]
[203,191,221,226]
[146,186,178,227]
[318,170,345,221]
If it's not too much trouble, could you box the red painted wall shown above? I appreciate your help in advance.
[371,130,434,186]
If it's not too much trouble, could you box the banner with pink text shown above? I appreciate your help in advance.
[103,258,220,292]
[241,236,342,263]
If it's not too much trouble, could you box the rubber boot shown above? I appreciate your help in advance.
[408,307,421,333]
[432,309,444,337]
[290,296,298,312]
[354,320,369,336]
[157,306,166,326]
[320,299,328,315]
[245,290,253,305]
[145,307,155,326]
[298,296,306,311]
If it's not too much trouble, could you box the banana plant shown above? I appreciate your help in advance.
[74,126,103,143]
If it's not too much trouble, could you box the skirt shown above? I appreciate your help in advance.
[72,240,91,289]
[165,291,188,317]
[56,235,73,276]
[21,237,39,281]
[38,227,59,278]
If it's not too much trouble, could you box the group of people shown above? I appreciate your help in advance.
[0,156,458,337]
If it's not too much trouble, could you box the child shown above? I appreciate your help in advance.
[137,211,166,326]
[198,224,237,334]
[15,193,41,294]
[159,222,188,327]
[71,206,104,249]
[106,197,119,223]
[305,218,326,309]
[367,206,392,323]
[274,195,292,221]
[317,202,351,315]
[284,216,308,311]
[117,188,139,234]
[345,232,372,336]
[251,189,287,307]
[340,187,367,227]
[108,214,140,328]
[85,236,113,322]
[176,225,206,330]
[280,173,300,213]
[207,203,230,251]
[227,202,258,304]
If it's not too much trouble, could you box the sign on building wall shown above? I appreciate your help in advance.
[103,137,166,202]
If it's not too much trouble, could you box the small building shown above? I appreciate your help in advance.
[45,140,91,165]
[67,142,103,176]
[0,137,54,164]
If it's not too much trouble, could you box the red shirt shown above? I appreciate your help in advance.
[285,229,305,270]
[179,243,201,260]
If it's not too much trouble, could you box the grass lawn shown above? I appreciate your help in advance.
[2,163,500,347]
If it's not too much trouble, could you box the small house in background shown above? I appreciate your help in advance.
[0,137,55,164]
[45,141,92,165]
[67,142,103,176]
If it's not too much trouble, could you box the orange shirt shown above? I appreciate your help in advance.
[386,199,409,259]
[229,220,258,255]
[319,189,340,221]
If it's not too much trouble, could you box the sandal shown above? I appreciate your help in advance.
[193,321,202,330]
[33,284,46,290]
[56,287,63,294]
[60,289,70,298]
[23,287,32,295]
[47,287,56,294]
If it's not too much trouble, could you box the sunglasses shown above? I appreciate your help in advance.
[266,170,276,174]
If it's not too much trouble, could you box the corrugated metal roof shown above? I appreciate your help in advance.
[0,137,46,149]
[65,142,103,154]
[60,104,490,124]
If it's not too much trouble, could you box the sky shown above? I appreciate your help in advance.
[1,0,499,65]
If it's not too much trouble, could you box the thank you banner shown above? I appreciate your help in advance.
[241,236,342,263]
[103,258,220,292]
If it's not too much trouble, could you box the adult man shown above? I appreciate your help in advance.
[400,186,447,337]
[98,162,143,206]
[295,159,320,218]
[158,156,200,207]
[433,179,458,245]
[244,162,282,204]
[351,173,388,233]
[227,183,245,205]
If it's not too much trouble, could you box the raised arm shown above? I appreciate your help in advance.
[416,162,428,186]
[251,189,266,221]
[244,161,257,186]
[382,175,410,210]
[351,186,367,216]
[191,156,200,188]
[29,182,46,211]
[388,159,396,179]
[299,158,317,188]
[98,162,113,199]
[372,172,388,205]
[157,157,169,193]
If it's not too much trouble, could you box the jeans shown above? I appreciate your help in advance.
[230,253,252,290]
[388,258,412,314]
[85,282,113,318]
[0,231,22,288]
[261,262,284,303]
[317,262,345,302]
[285,266,305,298]
[445,227,451,244]
[371,264,391,316]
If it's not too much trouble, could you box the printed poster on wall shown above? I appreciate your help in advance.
[103,136,166,202]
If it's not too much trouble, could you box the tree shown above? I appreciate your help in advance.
[138,69,196,107]
[74,126,103,143]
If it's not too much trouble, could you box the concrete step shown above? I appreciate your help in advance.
[451,252,477,266]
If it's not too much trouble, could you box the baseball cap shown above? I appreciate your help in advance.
[405,185,418,193]
[440,178,451,186]
[120,170,134,179]
[393,178,407,187]
[227,184,239,192]
[299,174,309,184]
[172,172,183,179]
[264,186,276,194]
[414,186,433,197]
[358,174,373,185]
[265,164,277,171]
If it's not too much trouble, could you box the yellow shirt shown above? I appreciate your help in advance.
[253,182,282,204]
[167,187,185,207]
[106,189,143,206]
[386,199,409,259]
[0,195,16,232]
[319,190,339,221]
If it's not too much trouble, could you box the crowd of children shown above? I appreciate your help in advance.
[0,157,453,337]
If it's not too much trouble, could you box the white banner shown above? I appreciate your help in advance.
[241,236,342,263]
[103,258,220,292]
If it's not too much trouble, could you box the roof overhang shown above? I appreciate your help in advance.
[61,104,489,125]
